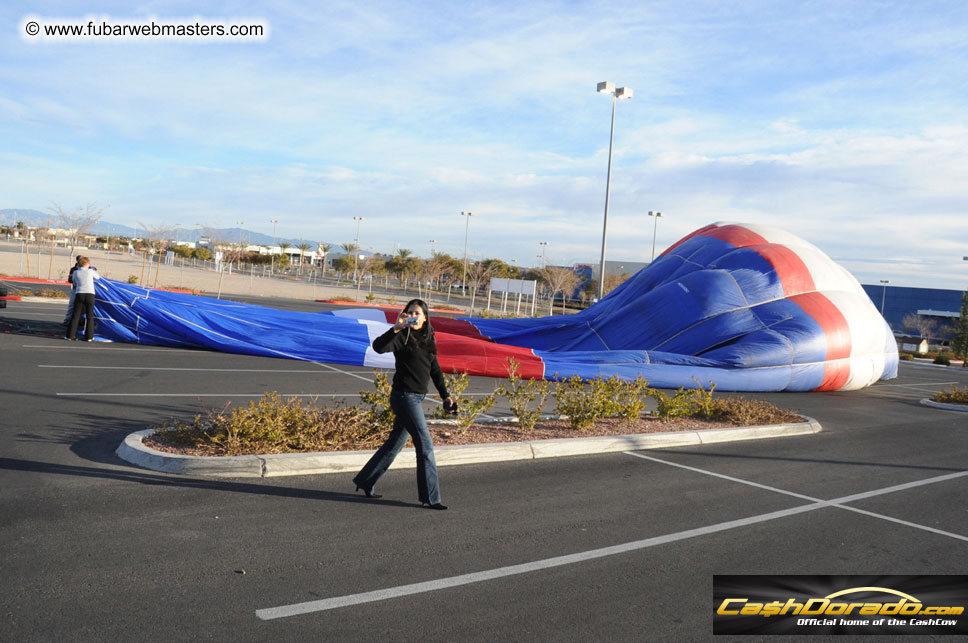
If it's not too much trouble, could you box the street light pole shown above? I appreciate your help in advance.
[429,239,436,255]
[596,81,633,301]
[879,279,890,315]
[539,241,548,268]
[461,211,474,292]
[353,216,365,285]
[649,211,664,262]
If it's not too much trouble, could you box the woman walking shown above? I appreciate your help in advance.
[353,299,453,510]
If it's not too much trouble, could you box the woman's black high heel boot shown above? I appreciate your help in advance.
[356,485,382,499]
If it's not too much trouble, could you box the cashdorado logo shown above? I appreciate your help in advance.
[713,576,968,636]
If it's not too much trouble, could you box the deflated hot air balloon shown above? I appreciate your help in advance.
[91,222,897,392]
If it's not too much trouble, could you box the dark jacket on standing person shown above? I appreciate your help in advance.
[372,328,449,398]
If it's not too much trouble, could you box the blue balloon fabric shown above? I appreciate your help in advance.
[90,222,898,392]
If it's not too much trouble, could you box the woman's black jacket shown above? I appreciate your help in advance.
[372,327,450,399]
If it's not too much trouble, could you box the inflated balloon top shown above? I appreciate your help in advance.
[92,222,898,392]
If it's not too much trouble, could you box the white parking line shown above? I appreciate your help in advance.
[56,393,363,397]
[255,457,967,620]
[309,360,376,383]
[625,452,968,542]
[39,365,372,374]
[256,503,824,620]
[876,381,959,388]
[24,344,198,353]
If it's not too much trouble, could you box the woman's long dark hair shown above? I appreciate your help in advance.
[404,298,437,354]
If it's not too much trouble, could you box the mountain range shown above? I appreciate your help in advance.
[0,208,332,250]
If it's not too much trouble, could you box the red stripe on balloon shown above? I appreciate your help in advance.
[789,292,852,391]
[436,333,544,379]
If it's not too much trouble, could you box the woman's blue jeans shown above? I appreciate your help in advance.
[353,392,441,505]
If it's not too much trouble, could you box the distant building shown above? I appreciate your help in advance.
[590,260,650,281]
[861,283,965,340]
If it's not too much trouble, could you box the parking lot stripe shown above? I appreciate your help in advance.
[255,502,825,620]
[56,393,363,397]
[40,365,369,374]
[256,456,968,620]
[625,452,968,542]
[308,360,376,383]
[24,344,199,353]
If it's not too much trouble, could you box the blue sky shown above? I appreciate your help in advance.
[4,1,968,288]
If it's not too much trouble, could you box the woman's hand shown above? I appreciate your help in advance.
[443,397,457,415]
[392,313,409,331]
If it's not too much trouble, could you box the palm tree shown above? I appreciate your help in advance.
[388,248,412,289]
[297,242,311,276]
[341,242,360,283]
[319,243,333,279]
[279,242,292,272]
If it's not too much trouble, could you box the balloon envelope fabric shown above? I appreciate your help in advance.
[91,222,898,392]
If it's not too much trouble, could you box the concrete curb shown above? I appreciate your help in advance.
[116,417,822,478]
[920,398,968,413]
[0,296,67,303]
[20,296,68,304]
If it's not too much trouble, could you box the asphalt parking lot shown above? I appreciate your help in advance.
[2,295,966,642]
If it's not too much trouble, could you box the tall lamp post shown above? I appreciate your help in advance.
[539,241,548,268]
[352,216,365,284]
[596,81,633,301]
[648,211,663,261]
[461,211,474,292]
[879,279,890,315]
[429,239,436,255]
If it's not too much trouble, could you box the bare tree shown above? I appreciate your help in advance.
[138,221,175,289]
[465,260,494,313]
[901,313,939,340]
[420,253,453,307]
[540,267,580,315]
[356,253,385,300]
[49,202,105,267]
[584,272,630,301]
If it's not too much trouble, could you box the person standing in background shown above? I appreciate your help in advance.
[66,256,100,341]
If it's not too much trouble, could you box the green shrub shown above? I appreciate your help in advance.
[359,371,394,433]
[688,380,718,419]
[553,375,606,430]
[127,275,138,284]
[497,358,551,431]
[155,392,380,455]
[432,370,497,432]
[648,386,697,420]
[931,386,968,405]
[933,355,951,366]
[595,376,651,420]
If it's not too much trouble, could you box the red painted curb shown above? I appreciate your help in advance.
[0,296,22,301]
[0,276,70,285]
